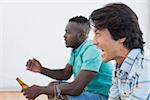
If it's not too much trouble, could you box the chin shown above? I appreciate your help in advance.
[66,45,69,48]
[65,45,72,48]
[102,58,109,62]
[102,56,112,62]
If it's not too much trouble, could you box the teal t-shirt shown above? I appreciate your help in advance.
[68,38,112,96]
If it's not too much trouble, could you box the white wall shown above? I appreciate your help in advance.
[0,0,149,90]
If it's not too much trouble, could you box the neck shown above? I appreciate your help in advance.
[115,47,130,65]
[74,37,87,49]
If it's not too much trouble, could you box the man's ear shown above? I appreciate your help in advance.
[119,37,126,43]
[78,32,84,38]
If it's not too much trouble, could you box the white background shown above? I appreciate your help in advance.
[0,0,149,90]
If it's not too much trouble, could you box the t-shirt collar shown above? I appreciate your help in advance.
[73,38,89,53]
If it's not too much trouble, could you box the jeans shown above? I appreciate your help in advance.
[67,92,108,100]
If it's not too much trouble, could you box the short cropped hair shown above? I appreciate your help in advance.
[69,16,90,35]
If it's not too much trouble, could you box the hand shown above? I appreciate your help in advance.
[22,85,43,100]
[26,58,42,73]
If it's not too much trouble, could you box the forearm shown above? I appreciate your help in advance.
[59,82,83,96]
[59,70,96,96]
[36,82,81,98]
[40,67,70,80]
[44,82,83,97]
[43,70,96,96]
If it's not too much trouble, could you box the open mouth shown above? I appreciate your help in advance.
[65,41,67,44]
[101,49,104,54]
[101,49,105,57]
[101,51,104,55]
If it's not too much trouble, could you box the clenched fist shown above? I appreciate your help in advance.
[26,58,42,73]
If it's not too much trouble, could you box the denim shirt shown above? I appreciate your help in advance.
[109,48,150,100]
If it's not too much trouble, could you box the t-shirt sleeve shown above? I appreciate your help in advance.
[81,45,102,72]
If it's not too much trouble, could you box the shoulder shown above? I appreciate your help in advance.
[129,48,150,80]
[82,45,102,60]
[143,48,150,61]
[82,39,102,55]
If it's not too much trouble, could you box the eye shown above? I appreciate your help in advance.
[95,31,101,37]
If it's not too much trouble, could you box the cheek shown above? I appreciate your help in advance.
[99,39,112,50]
[68,35,75,41]
[69,35,78,44]
[99,41,106,49]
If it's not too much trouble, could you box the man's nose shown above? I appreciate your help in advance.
[92,36,98,45]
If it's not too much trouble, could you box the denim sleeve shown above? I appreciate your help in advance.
[109,59,150,100]
[128,59,150,99]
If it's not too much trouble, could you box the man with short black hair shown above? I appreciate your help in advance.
[90,3,150,100]
[23,16,112,100]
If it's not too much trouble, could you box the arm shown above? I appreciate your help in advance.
[120,60,150,99]
[40,64,73,80]
[47,70,97,96]
[23,70,97,99]
[26,58,73,80]
[128,66,150,99]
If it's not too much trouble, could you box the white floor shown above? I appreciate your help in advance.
[0,91,48,100]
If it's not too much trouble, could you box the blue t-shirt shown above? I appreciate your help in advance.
[68,38,112,96]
